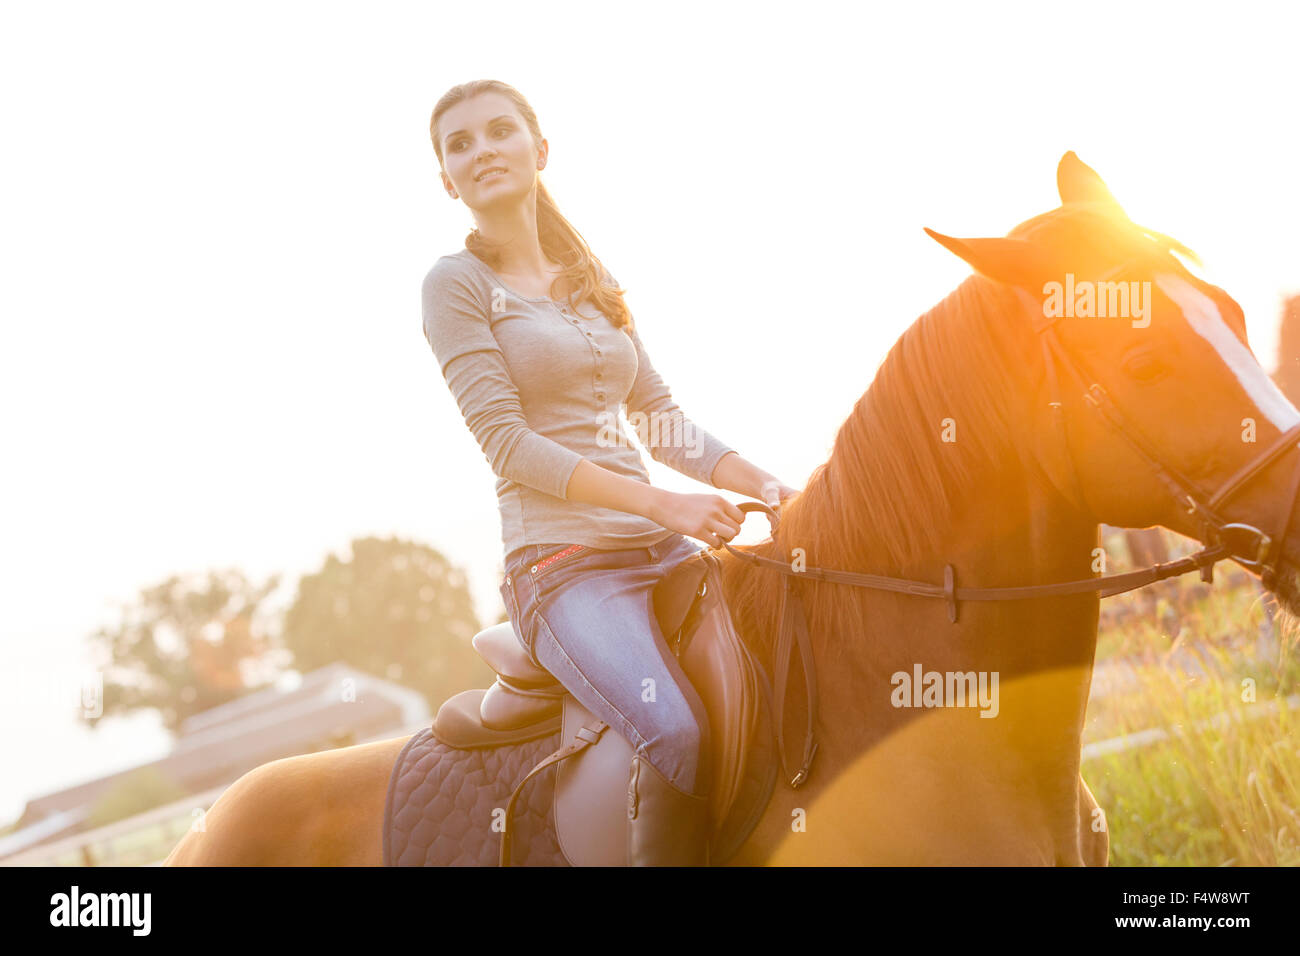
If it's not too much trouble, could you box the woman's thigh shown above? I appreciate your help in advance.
[500,535,702,665]
[500,536,711,792]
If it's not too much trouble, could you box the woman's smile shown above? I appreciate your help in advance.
[436,91,542,207]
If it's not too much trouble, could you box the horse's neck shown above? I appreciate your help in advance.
[803,452,1102,803]
[723,291,1108,855]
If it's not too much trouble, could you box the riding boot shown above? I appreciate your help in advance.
[626,752,710,866]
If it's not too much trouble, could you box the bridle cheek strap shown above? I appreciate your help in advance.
[1037,326,1092,514]
[1031,285,1300,583]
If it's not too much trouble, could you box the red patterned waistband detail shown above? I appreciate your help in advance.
[532,544,585,573]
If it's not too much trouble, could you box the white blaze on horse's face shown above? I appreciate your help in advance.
[1154,274,1300,432]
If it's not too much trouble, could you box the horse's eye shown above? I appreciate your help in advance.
[1123,352,1168,383]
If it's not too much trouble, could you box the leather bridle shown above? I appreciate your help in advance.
[1029,270,1300,591]
[717,263,1300,790]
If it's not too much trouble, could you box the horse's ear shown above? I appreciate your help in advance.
[1057,151,1127,214]
[923,228,1058,290]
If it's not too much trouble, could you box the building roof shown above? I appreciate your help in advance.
[8,663,429,840]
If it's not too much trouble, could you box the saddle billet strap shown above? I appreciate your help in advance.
[499,717,608,867]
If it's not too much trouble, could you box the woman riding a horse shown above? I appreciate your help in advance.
[422,79,798,865]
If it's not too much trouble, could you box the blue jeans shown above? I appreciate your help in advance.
[499,532,711,796]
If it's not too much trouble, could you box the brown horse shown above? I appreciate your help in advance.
[165,153,1300,865]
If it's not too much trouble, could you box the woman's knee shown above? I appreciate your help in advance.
[635,678,706,735]
[657,707,705,752]
[640,725,707,795]
[639,699,707,768]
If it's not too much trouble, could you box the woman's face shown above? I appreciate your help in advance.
[438,93,545,211]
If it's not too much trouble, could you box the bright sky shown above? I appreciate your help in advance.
[2,0,1297,826]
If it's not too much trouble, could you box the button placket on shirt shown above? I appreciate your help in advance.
[559,303,606,404]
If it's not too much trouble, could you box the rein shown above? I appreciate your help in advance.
[717,504,1230,790]
[715,270,1300,790]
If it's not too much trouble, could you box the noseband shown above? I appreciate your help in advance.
[718,267,1300,789]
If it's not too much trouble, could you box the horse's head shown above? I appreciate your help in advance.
[926,153,1300,613]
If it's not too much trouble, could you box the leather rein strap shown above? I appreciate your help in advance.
[720,507,1231,791]
[719,273,1300,789]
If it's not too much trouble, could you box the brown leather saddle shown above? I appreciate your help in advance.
[430,547,778,865]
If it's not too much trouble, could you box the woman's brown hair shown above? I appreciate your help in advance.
[430,79,633,332]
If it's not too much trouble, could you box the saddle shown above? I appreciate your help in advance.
[430,547,779,865]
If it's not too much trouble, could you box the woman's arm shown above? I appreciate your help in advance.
[709,451,801,509]
[563,458,747,546]
[622,322,737,487]
[561,458,668,520]
[423,260,587,498]
[609,275,798,511]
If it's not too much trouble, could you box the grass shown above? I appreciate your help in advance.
[1083,558,1300,865]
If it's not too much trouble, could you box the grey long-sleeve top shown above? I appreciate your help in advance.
[422,248,737,562]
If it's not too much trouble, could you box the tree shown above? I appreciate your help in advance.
[280,536,495,708]
[86,569,282,734]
